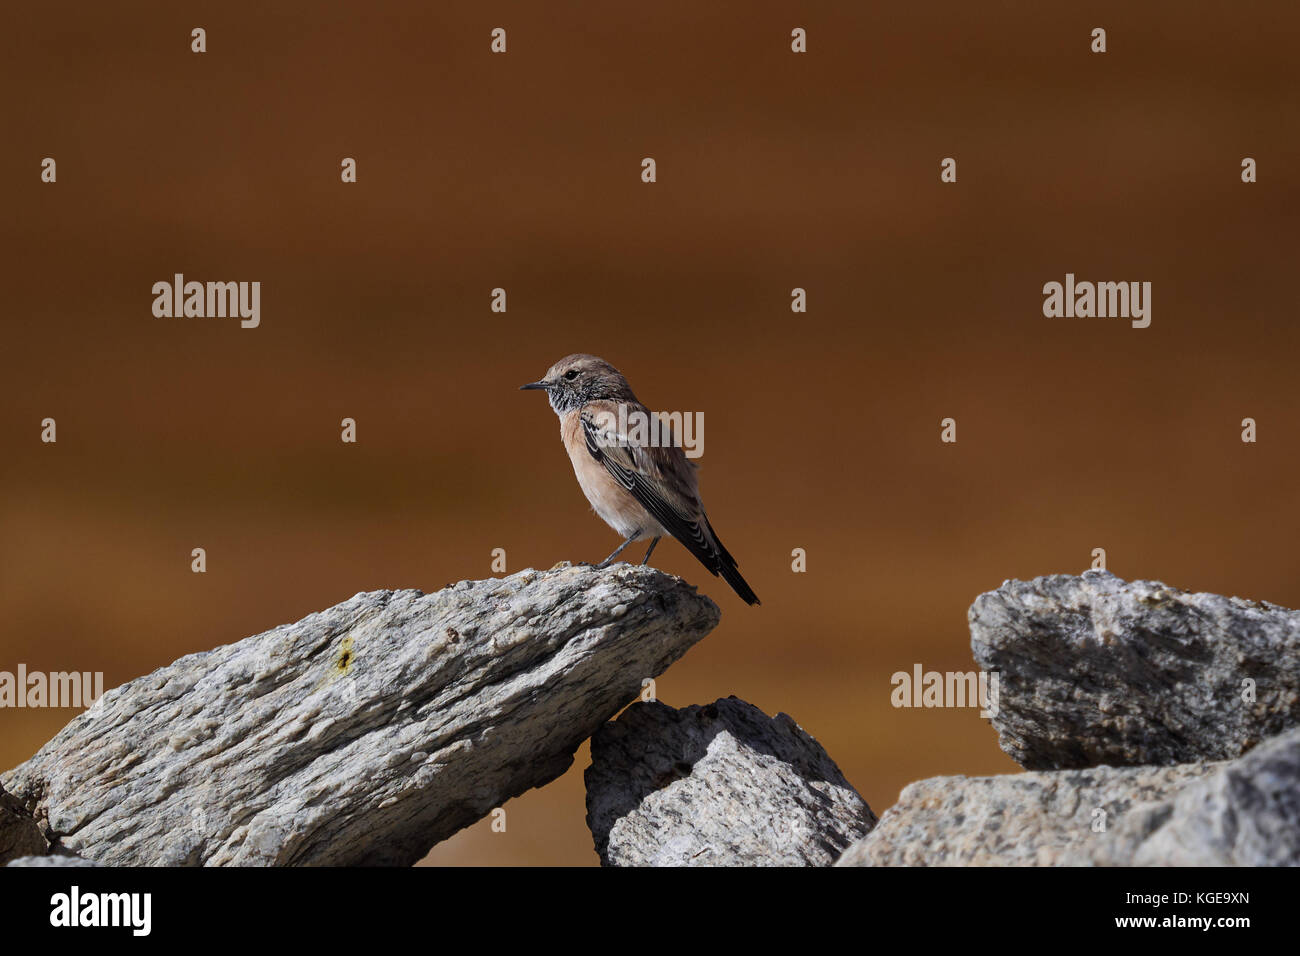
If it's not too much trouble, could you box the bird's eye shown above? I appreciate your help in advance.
[564,370,579,381]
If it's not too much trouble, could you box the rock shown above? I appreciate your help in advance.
[2,564,719,866]
[1,782,49,865]
[1068,726,1300,866]
[6,853,99,867]
[835,762,1217,866]
[970,571,1300,770]
[585,697,875,866]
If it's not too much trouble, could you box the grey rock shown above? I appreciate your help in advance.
[1,782,49,865]
[2,564,718,866]
[6,853,99,867]
[585,697,875,866]
[836,762,1217,866]
[1069,726,1300,866]
[970,570,1300,769]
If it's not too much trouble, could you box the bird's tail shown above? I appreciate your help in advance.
[704,518,761,606]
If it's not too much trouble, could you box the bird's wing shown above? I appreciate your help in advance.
[580,399,761,605]
[579,401,715,564]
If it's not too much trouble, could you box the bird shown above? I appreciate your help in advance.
[520,353,760,605]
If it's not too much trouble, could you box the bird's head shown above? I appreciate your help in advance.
[520,354,636,414]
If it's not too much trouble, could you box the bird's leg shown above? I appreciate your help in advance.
[640,536,661,566]
[597,530,641,568]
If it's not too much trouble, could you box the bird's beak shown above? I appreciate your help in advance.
[519,380,552,391]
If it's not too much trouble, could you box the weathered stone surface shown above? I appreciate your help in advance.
[1,782,49,865]
[970,571,1300,770]
[1068,726,1300,866]
[2,564,719,866]
[6,853,98,867]
[835,762,1217,867]
[585,697,875,866]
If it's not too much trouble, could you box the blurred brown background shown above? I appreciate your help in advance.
[2,2,1297,865]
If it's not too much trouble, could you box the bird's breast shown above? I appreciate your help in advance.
[559,409,662,540]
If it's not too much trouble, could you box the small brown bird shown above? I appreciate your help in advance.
[521,354,760,605]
